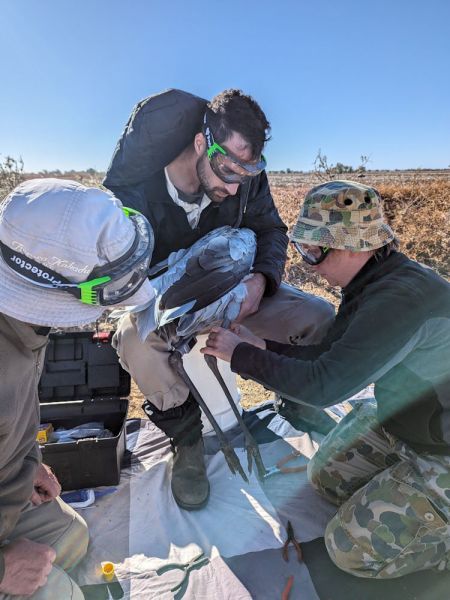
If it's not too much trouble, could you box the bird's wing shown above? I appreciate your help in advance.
[176,282,248,339]
[130,226,256,341]
[158,228,256,318]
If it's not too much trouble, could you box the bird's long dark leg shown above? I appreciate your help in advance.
[203,354,267,480]
[168,350,249,483]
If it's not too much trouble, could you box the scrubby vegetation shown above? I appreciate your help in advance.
[1,159,447,282]
[0,155,25,199]
[271,175,449,308]
[0,159,104,199]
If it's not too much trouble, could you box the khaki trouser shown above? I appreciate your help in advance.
[1,497,88,600]
[113,283,335,411]
[308,402,450,579]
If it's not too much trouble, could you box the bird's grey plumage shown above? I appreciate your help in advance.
[130,226,256,342]
[113,225,267,481]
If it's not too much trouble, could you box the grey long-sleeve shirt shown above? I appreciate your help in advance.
[0,314,47,580]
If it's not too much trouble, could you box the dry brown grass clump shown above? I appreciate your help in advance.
[0,156,25,199]
[378,180,449,278]
[271,178,450,287]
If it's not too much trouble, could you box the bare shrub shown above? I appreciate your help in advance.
[379,179,449,278]
[313,150,370,182]
[0,155,24,200]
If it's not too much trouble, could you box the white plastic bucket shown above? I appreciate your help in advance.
[182,334,241,433]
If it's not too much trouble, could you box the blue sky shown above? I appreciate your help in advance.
[1,0,449,172]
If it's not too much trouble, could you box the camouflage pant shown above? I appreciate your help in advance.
[307,401,450,579]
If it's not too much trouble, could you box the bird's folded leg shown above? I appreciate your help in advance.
[204,354,267,480]
[218,441,249,482]
[168,350,248,483]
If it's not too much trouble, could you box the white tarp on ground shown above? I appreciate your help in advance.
[71,386,380,599]
[71,412,337,599]
[72,383,450,600]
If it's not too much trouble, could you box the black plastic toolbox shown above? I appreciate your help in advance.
[38,330,130,491]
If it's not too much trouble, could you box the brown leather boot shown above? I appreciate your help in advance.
[142,394,210,510]
[171,437,210,510]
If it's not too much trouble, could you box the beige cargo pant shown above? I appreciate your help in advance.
[113,283,335,411]
[0,497,88,600]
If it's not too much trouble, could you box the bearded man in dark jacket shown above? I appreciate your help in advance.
[105,89,334,510]
[203,180,450,579]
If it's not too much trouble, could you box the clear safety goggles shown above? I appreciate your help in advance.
[203,113,267,184]
[0,207,154,306]
[292,242,331,266]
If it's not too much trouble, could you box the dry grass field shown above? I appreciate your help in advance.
[241,171,450,413]
[1,166,449,415]
[126,171,450,416]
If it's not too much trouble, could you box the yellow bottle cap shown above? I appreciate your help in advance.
[101,561,115,581]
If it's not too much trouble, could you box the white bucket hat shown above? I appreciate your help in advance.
[0,178,155,327]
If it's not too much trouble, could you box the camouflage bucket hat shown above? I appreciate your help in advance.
[291,180,395,251]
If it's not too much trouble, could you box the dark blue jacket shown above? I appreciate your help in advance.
[103,90,288,295]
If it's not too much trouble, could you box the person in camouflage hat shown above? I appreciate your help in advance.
[202,180,450,579]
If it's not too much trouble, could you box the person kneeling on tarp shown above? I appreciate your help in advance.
[0,179,154,599]
[201,180,450,579]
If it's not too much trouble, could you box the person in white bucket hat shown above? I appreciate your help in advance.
[0,178,155,599]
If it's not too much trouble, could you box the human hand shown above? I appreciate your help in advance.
[236,273,266,322]
[31,463,61,505]
[229,322,266,350]
[0,538,56,596]
[201,327,244,362]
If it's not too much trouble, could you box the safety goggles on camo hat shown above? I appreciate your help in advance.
[203,113,267,184]
[0,207,154,306]
[292,241,331,266]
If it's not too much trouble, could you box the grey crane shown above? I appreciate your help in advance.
[131,226,267,481]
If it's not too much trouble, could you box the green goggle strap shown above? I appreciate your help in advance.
[121,206,141,218]
[207,142,227,160]
[77,276,111,305]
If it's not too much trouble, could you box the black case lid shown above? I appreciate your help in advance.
[39,331,131,402]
